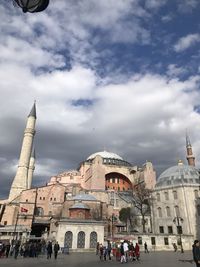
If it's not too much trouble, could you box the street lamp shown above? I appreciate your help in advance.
[173,216,184,253]
[13,0,49,13]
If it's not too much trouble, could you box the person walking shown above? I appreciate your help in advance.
[99,244,103,261]
[103,246,107,261]
[54,241,60,260]
[123,240,129,262]
[144,242,149,253]
[5,243,11,258]
[47,241,53,259]
[173,243,177,252]
[120,242,126,263]
[96,242,99,255]
[135,243,140,261]
[193,240,200,267]
[107,241,112,260]
[14,241,20,259]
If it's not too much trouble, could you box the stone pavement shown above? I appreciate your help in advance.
[0,251,195,267]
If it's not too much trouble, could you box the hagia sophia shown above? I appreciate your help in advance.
[0,103,199,251]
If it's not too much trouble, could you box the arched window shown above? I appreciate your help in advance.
[194,190,198,198]
[197,205,200,216]
[166,206,171,217]
[175,206,180,217]
[158,207,162,218]
[173,191,178,200]
[164,192,169,201]
[90,231,97,248]
[77,231,85,248]
[34,207,44,216]
[64,231,73,248]
[156,193,160,201]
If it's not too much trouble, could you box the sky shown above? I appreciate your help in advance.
[0,0,200,198]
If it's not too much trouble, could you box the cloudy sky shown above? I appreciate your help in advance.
[0,0,200,198]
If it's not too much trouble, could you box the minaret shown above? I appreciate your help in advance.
[9,103,36,201]
[186,132,195,167]
[27,148,35,189]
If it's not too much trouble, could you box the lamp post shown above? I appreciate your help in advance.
[12,210,20,245]
[13,0,49,13]
[173,216,184,253]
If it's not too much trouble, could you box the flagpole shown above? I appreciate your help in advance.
[12,209,19,245]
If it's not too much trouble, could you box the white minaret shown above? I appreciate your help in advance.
[9,103,36,201]
[27,148,35,189]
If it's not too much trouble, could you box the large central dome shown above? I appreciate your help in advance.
[156,161,199,188]
[87,151,123,160]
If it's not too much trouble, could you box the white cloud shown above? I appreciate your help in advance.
[166,64,185,77]
[161,14,173,23]
[174,33,200,52]
[177,0,199,13]
[145,0,167,9]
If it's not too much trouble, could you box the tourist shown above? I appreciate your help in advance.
[123,240,129,262]
[144,242,149,253]
[173,243,177,252]
[103,245,107,261]
[96,242,99,255]
[193,240,200,267]
[99,244,103,261]
[128,242,135,261]
[47,241,53,259]
[54,241,60,260]
[120,242,126,263]
[107,240,112,260]
[135,243,140,261]
[5,243,11,258]
[14,241,20,259]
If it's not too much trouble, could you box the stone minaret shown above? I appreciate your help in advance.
[27,148,35,189]
[186,132,195,167]
[9,103,36,201]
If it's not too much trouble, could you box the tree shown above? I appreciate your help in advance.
[119,207,131,231]
[132,182,151,233]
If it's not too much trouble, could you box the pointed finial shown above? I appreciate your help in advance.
[28,101,37,119]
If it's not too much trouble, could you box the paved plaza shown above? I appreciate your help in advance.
[0,251,195,267]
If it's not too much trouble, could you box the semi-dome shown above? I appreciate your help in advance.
[156,161,200,188]
[87,151,123,160]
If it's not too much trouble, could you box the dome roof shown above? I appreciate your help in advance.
[69,203,90,210]
[72,194,97,201]
[87,151,123,160]
[156,162,200,188]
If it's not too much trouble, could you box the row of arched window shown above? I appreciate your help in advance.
[156,191,178,201]
[157,206,180,218]
[156,189,199,202]
[64,231,97,248]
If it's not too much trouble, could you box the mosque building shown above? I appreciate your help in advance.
[0,103,199,251]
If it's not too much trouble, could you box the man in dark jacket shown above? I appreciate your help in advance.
[54,241,60,260]
[47,241,52,259]
[193,240,200,267]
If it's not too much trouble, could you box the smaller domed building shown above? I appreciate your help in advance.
[151,160,200,250]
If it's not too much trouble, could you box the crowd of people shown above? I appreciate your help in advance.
[0,239,60,260]
[96,240,142,263]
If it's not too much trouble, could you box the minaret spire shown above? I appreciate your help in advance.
[186,131,195,167]
[28,101,37,119]
[9,103,37,200]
